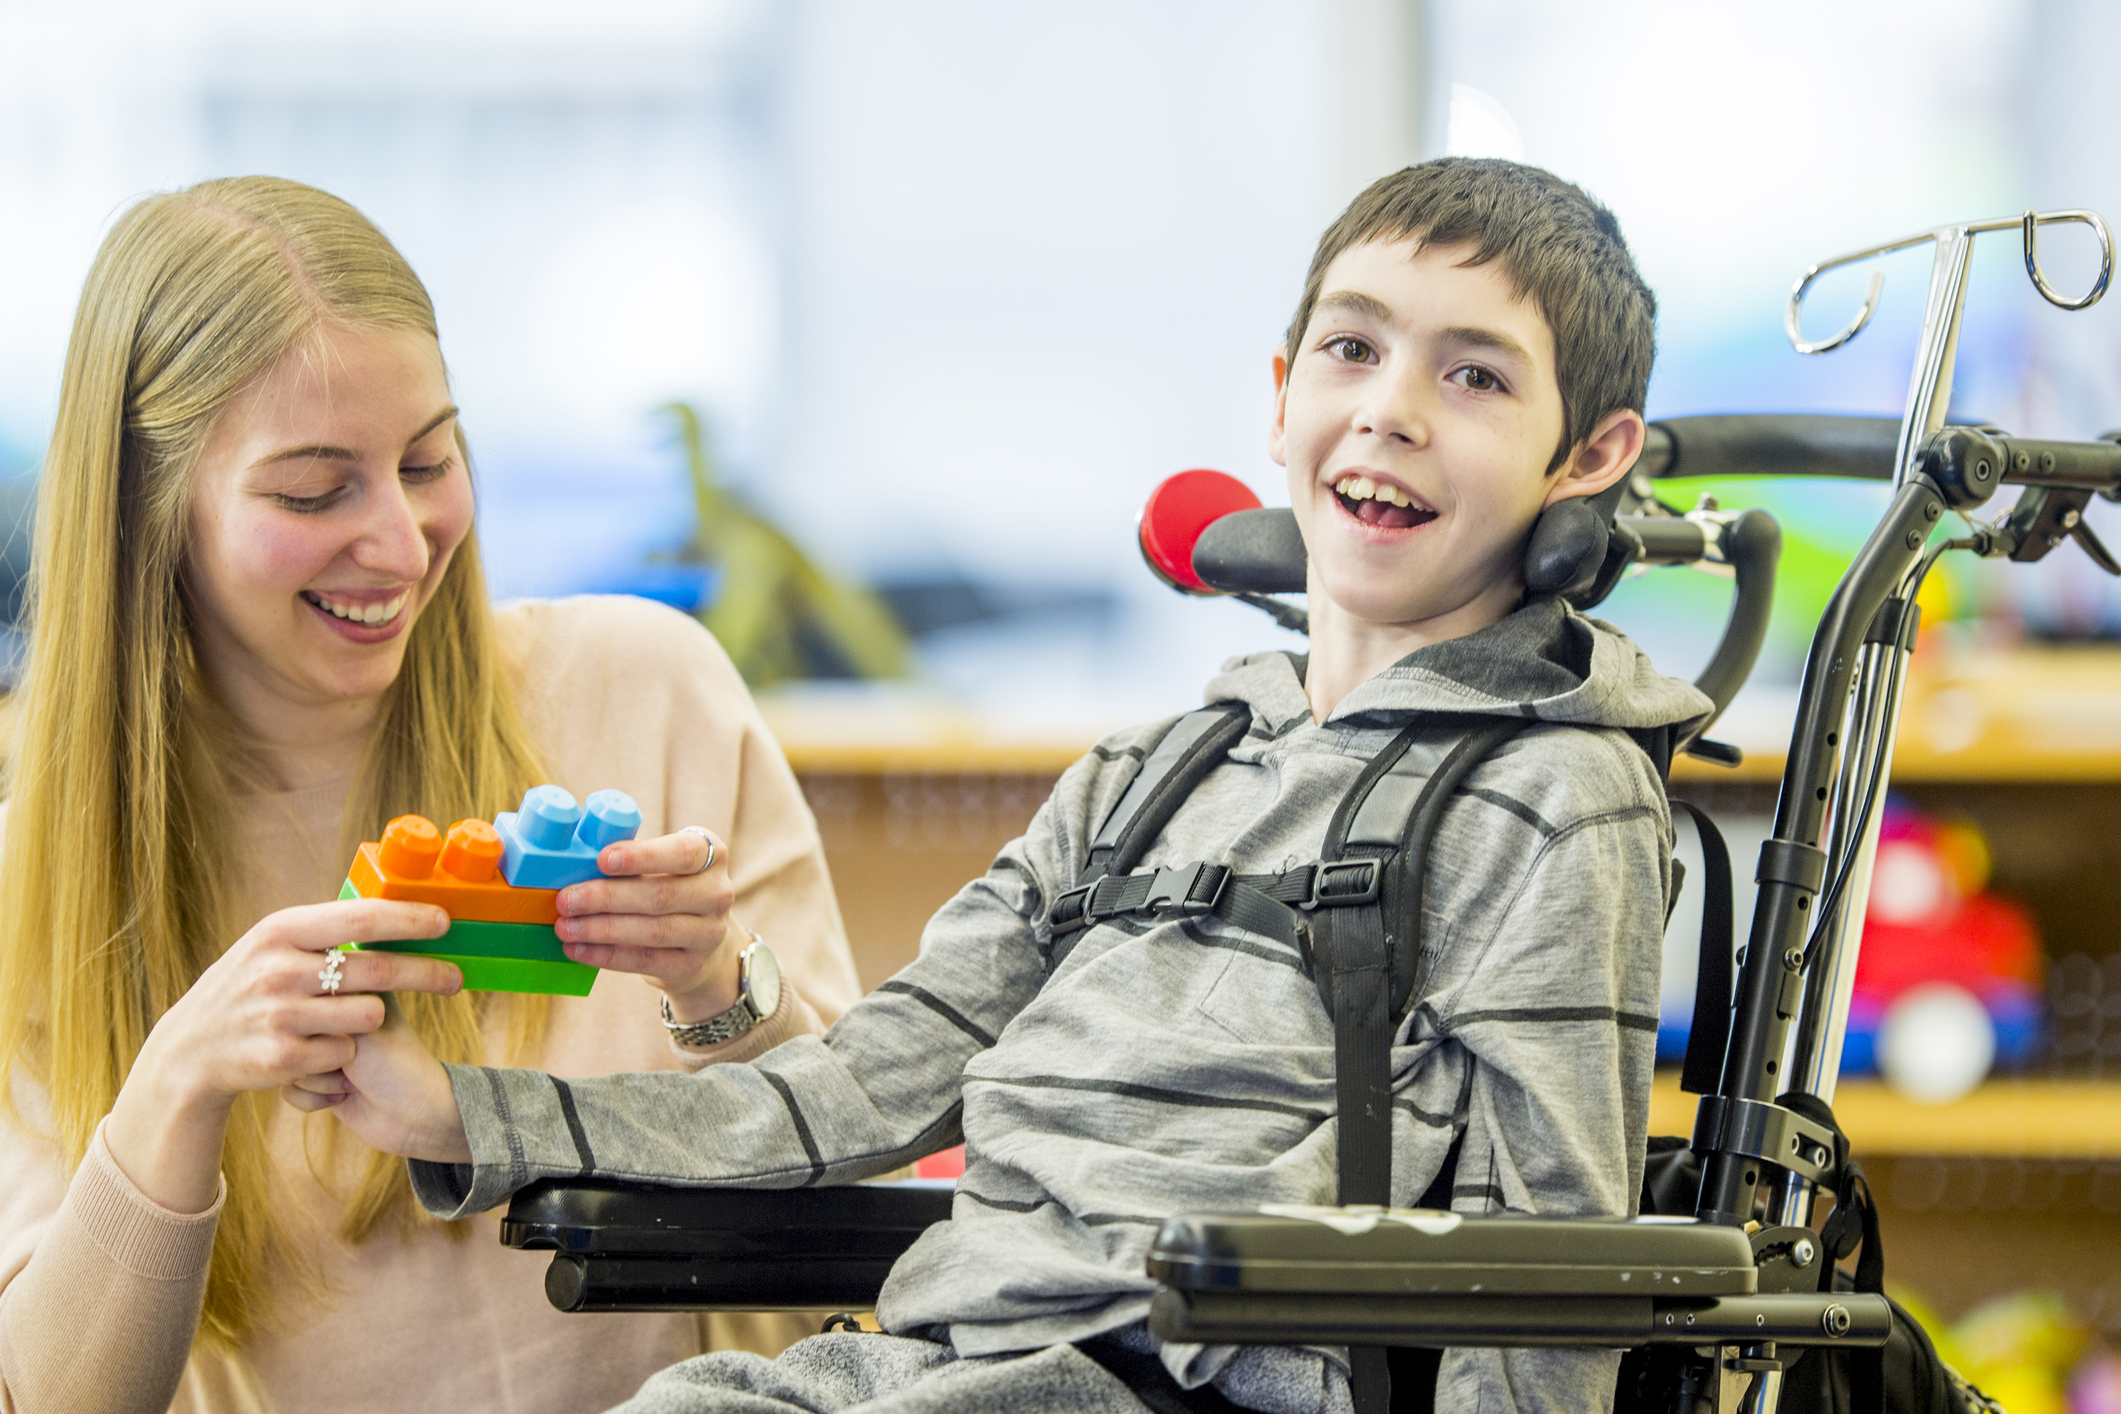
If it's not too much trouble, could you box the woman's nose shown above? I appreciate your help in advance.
[350,480,432,579]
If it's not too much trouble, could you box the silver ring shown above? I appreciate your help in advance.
[319,948,346,996]
[679,825,717,875]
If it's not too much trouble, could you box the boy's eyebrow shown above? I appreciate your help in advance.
[1312,290,1396,325]
[251,406,460,469]
[1439,325,1537,367]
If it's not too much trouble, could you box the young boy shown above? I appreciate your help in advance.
[316,158,1709,1413]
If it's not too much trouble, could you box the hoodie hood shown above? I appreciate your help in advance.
[1203,596,1715,738]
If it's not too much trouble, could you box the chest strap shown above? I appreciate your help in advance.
[1045,857,1386,959]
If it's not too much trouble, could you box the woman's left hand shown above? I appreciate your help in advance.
[555,829,744,1022]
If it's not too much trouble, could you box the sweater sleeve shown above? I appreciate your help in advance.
[1427,798,1670,1413]
[505,595,864,1037]
[0,1115,222,1414]
[410,768,1078,1220]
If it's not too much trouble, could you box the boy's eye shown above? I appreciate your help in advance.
[1326,336,1376,364]
[1455,365,1506,393]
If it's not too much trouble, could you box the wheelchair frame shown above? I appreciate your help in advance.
[501,208,2119,1414]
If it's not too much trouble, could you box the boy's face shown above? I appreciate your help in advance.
[1271,237,1606,631]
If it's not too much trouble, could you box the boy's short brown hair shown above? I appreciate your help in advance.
[1287,157,1656,472]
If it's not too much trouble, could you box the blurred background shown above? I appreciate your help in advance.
[7,0,2121,1395]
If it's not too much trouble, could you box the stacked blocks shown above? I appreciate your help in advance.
[343,786,641,995]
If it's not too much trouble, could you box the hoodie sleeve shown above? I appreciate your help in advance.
[408,720,1171,1218]
[1419,740,1671,1414]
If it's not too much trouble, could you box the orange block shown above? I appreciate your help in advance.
[347,815,561,924]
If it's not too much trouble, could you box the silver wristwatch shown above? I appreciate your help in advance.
[661,937,782,1048]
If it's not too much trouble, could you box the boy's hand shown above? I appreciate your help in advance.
[284,995,472,1163]
[552,828,746,1024]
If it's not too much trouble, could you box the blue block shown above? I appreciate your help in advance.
[495,785,642,890]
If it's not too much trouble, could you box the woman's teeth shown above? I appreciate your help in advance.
[305,591,408,626]
[1333,474,1418,508]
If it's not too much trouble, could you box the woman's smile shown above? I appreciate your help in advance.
[301,587,413,641]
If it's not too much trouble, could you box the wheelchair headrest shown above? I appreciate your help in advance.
[1139,470,1625,610]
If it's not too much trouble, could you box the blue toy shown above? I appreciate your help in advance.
[494,785,643,890]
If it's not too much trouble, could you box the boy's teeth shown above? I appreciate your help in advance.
[1333,476,1414,508]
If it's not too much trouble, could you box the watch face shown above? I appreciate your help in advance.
[744,940,781,1021]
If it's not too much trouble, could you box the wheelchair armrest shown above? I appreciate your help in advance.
[1147,1208,1891,1351]
[501,1177,955,1313]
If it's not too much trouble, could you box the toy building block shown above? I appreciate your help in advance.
[348,816,561,924]
[340,879,596,996]
[494,785,642,891]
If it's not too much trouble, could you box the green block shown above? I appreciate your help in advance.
[339,880,599,996]
[412,953,597,996]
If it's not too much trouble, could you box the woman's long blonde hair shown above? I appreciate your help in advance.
[0,177,548,1348]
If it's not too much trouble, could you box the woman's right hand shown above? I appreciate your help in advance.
[103,898,462,1214]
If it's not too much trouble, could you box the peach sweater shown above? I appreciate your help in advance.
[0,596,864,1414]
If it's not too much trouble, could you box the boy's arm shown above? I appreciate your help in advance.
[1426,789,1670,1412]
[393,744,1127,1220]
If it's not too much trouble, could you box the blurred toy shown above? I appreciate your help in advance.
[2072,1353,2121,1414]
[345,785,641,995]
[1840,796,2044,1098]
[1950,1290,2094,1414]
[659,402,912,687]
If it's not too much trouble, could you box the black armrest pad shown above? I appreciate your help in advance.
[500,1178,956,1313]
[1149,1208,1757,1298]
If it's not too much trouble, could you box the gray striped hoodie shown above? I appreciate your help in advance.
[412,599,1712,1413]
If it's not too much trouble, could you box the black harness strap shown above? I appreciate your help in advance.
[1040,709,1541,1414]
[1091,704,1253,882]
[1050,704,1252,974]
[1673,801,1736,1095]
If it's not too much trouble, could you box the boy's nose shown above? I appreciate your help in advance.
[1355,371,1432,447]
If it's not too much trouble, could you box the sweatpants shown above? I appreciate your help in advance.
[608,1330,1266,1414]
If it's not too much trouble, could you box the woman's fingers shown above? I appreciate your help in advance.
[268,897,451,954]
[313,948,464,998]
[555,907,705,949]
[281,1083,345,1113]
[558,938,698,980]
[586,828,720,882]
[290,1069,355,1095]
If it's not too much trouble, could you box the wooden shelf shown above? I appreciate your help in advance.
[1648,1073,2121,1158]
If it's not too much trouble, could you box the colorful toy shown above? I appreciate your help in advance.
[495,785,643,891]
[1841,796,2045,1092]
[342,785,641,995]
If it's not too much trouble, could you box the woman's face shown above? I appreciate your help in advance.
[187,323,473,732]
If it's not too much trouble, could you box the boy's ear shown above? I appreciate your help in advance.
[1542,407,1646,509]
[1268,345,1291,467]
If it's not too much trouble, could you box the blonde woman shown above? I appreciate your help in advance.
[0,177,863,1413]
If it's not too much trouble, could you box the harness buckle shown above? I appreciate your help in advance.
[1302,859,1381,910]
[1143,861,1229,917]
[1048,883,1094,936]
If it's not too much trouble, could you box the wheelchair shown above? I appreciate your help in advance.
[499,208,2117,1414]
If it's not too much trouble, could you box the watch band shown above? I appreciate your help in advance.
[661,937,780,1048]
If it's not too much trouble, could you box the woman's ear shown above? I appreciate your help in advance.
[1543,407,1645,508]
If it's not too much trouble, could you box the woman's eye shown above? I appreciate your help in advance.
[1328,336,1375,364]
[402,456,454,484]
[271,489,344,514]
